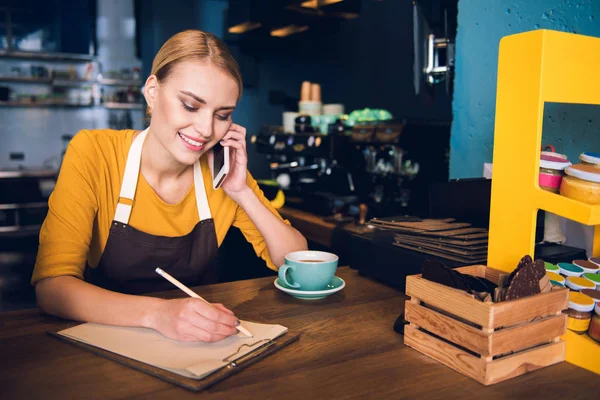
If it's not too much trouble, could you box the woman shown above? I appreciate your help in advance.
[32,30,307,343]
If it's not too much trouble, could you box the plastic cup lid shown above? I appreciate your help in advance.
[597,303,600,315]
[568,292,595,312]
[540,154,571,170]
[566,276,596,291]
[546,271,565,283]
[541,151,568,160]
[581,289,600,302]
[580,152,600,165]
[572,260,600,272]
[550,280,564,287]
[590,257,600,267]
[544,262,559,271]
[583,273,600,285]
[565,164,600,183]
[558,263,584,276]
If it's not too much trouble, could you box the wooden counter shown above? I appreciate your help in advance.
[1,267,598,399]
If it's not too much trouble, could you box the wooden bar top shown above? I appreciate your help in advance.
[1,267,598,399]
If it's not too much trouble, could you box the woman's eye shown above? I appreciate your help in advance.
[215,114,230,121]
[182,102,197,112]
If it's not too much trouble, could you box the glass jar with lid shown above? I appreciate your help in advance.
[539,154,571,193]
[560,164,600,204]
[579,151,600,166]
[566,292,595,333]
[588,304,600,343]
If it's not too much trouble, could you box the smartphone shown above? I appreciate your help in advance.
[212,141,230,190]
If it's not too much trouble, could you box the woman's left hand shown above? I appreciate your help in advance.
[214,123,249,199]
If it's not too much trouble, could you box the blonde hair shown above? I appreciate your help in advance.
[149,30,243,112]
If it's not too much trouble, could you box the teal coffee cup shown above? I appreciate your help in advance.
[278,250,338,291]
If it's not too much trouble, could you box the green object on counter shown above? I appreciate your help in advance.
[545,262,559,272]
[345,108,393,126]
[584,273,600,286]
[257,179,278,186]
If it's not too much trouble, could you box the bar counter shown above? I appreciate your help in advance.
[1,267,598,399]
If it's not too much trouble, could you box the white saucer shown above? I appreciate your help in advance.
[274,276,345,300]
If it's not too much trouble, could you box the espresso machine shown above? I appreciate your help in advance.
[252,122,358,216]
[341,120,450,217]
[251,119,450,218]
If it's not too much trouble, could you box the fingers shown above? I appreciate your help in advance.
[189,313,238,338]
[157,298,241,343]
[220,125,246,146]
[220,136,247,165]
[219,124,247,166]
[220,132,246,150]
[213,303,235,315]
[189,299,238,331]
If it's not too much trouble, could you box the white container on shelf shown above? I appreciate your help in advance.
[283,111,298,133]
[299,101,321,116]
[323,103,344,115]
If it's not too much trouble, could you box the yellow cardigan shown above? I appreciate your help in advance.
[32,129,287,285]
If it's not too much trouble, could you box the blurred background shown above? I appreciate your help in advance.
[1,0,599,311]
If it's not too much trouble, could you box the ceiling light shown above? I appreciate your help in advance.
[300,0,344,9]
[270,24,310,37]
[228,21,262,34]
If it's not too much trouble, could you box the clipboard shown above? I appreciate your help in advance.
[48,330,299,392]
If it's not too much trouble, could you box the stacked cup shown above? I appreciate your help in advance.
[298,80,322,116]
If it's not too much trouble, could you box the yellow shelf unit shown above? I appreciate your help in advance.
[487,29,600,374]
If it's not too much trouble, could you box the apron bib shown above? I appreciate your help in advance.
[85,129,219,294]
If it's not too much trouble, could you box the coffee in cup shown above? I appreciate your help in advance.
[278,250,338,291]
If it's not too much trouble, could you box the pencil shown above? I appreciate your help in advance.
[155,267,253,338]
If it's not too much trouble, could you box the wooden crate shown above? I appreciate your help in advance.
[404,265,569,385]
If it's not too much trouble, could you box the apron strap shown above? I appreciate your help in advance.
[114,128,212,224]
[114,129,148,224]
[193,161,212,220]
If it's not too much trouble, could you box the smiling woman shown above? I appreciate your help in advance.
[30,30,307,344]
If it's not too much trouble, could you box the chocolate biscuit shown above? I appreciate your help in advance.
[506,259,545,300]
[507,255,533,285]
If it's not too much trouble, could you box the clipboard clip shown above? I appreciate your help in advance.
[222,339,275,367]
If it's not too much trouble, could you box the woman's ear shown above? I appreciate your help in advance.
[143,75,158,112]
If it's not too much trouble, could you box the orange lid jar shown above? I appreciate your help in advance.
[560,164,600,204]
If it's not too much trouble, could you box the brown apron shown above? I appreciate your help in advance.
[85,128,219,294]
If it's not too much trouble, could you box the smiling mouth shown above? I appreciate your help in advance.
[178,131,206,148]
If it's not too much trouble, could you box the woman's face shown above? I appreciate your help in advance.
[145,60,239,166]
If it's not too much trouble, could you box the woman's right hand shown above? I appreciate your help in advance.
[149,298,239,342]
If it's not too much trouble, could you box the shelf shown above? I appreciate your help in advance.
[562,330,600,374]
[0,101,93,108]
[0,100,145,109]
[0,76,95,86]
[103,102,144,110]
[0,76,52,84]
[99,79,142,86]
[536,188,600,226]
[0,50,95,62]
[0,169,56,178]
[52,79,95,87]
[0,225,43,236]
[487,30,600,374]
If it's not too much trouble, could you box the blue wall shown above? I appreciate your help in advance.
[451,0,600,178]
